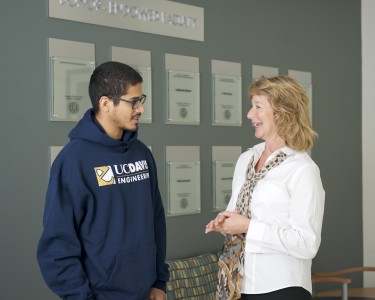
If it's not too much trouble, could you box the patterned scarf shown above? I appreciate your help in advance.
[216,151,288,300]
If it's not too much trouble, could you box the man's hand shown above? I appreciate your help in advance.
[148,287,165,300]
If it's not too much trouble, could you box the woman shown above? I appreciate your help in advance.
[205,75,325,300]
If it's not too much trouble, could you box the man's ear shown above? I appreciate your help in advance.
[98,96,111,112]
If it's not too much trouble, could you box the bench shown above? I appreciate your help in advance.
[166,253,219,300]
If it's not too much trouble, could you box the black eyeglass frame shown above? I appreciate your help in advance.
[109,94,147,109]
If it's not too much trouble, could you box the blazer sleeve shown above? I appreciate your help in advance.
[245,162,325,259]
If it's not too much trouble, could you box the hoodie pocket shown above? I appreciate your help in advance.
[101,243,156,294]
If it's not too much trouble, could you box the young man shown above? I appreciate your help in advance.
[37,61,169,300]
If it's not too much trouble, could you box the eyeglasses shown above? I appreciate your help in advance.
[109,94,147,109]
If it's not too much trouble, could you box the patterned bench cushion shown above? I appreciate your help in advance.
[166,253,219,300]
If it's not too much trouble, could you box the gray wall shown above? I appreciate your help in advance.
[0,0,362,299]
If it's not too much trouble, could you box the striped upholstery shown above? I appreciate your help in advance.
[166,253,219,300]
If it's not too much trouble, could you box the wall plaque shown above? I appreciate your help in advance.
[166,69,200,125]
[50,56,95,121]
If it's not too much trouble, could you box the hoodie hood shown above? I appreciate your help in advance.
[69,109,137,148]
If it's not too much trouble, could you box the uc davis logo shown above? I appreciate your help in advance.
[94,166,116,186]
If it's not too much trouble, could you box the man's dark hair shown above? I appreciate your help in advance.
[89,61,143,112]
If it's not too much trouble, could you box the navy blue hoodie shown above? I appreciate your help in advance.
[37,109,169,300]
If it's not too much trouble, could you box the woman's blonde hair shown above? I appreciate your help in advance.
[248,75,317,151]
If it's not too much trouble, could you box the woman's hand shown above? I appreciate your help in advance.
[205,211,250,235]
[205,212,227,233]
